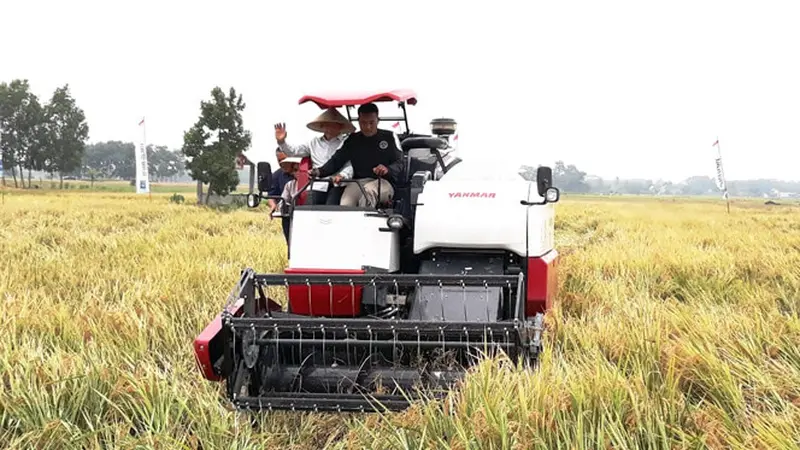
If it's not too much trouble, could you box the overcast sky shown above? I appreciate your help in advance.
[3,0,799,182]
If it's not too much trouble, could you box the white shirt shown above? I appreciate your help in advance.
[273,178,299,216]
[281,178,299,204]
[278,134,354,180]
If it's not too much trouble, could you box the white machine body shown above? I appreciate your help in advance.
[288,208,401,271]
[285,157,555,272]
[413,160,556,258]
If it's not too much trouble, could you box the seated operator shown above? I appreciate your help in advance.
[309,103,403,208]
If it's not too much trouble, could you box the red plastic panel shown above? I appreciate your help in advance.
[285,268,365,316]
[526,249,559,317]
[193,298,243,381]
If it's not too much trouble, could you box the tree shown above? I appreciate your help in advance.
[0,79,46,188]
[617,179,653,195]
[22,96,47,188]
[680,176,716,195]
[518,165,537,181]
[553,160,591,193]
[148,145,184,181]
[181,86,251,204]
[83,140,136,179]
[82,141,187,182]
[42,84,89,188]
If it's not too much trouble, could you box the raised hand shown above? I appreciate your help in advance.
[274,123,287,143]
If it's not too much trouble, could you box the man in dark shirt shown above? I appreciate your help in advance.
[310,103,404,207]
[267,148,296,251]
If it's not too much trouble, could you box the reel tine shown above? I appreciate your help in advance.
[328,280,333,317]
[321,323,327,377]
[284,279,289,309]
[490,327,496,359]
[392,327,398,367]
[462,279,467,322]
[273,323,280,373]
[439,281,445,321]
[373,279,378,313]
[485,280,490,322]
[505,328,510,355]
[344,323,350,366]
[416,326,421,363]
[297,323,303,367]
[368,325,373,364]
[350,280,356,318]
[307,280,312,316]
[463,326,469,361]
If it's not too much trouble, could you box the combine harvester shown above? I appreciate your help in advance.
[194,89,561,413]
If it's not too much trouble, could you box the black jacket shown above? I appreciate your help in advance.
[316,129,404,183]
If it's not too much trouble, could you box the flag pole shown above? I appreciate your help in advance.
[143,117,151,201]
[137,116,151,200]
[713,136,730,214]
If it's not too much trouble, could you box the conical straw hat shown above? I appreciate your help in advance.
[307,108,356,134]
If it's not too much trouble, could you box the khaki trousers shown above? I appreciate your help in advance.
[340,178,394,207]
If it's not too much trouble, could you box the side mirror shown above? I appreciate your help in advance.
[521,167,560,206]
[536,166,553,197]
[257,162,273,193]
[246,193,261,208]
[520,186,560,206]
[544,187,560,203]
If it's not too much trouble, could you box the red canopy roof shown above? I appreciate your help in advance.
[298,89,418,108]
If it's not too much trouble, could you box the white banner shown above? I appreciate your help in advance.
[136,117,149,194]
[712,139,729,200]
[714,157,726,191]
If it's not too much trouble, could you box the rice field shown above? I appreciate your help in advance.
[1,188,800,449]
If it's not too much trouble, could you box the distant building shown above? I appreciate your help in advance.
[769,188,799,199]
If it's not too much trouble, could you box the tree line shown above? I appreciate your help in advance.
[80,141,188,183]
[1,80,250,201]
[0,79,89,188]
[1,78,195,189]
[521,161,800,197]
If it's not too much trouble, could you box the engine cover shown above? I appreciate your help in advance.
[412,178,530,256]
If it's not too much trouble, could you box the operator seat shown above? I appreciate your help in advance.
[400,136,449,182]
[407,155,438,181]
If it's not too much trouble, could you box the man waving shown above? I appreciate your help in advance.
[310,103,403,208]
[274,107,355,205]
